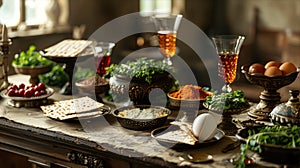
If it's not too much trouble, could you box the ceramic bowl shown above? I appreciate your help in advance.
[112,105,171,131]
[167,91,213,110]
[75,76,109,94]
[13,65,52,84]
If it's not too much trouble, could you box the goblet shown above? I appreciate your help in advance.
[153,14,182,65]
[211,35,245,92]
[92,42,115,76]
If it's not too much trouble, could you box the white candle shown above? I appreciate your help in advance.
[2,24,8,41]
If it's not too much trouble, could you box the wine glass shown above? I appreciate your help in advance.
[92,42,115,76]
[211,35,245,92]
[153,14,182,65]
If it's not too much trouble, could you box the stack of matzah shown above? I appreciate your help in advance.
[41,96,104,120]
[44,39,93,57]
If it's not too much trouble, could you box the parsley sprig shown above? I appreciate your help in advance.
[105,57,175,84]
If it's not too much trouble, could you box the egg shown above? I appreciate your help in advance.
[192,113,217,142]
[248,63,265,75]
[265,61,280,69]
[264,66,283,77]
[279,62,297,75]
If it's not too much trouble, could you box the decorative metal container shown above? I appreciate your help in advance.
[112,105,171,131]
[270,90,300,125]
[110,72,175,105]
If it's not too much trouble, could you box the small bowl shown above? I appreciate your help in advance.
[112,105,171,131]
[167,92,213,109]
[13,64,52,84]
[75,76,109,94]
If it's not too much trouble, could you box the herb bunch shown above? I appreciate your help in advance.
[105,57,175,84]
[205,90,248,110]
[235,125,300,168]
[12,45,54,67]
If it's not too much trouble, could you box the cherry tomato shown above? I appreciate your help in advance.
[11,84,18,90]
[18,89,25,97]
[37,83,46,90]
[34,91,42,97]
[30,83,36,88]
[14,90,20,97]
[7,89,15,96]
[24,90,32,98]
[19,83,25,89]
[34,85,40,91]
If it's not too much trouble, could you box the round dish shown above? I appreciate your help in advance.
[203,102,249,115]
[236,126,300,164]
[1,87,54,101]
[75,76,109,94]
[13,65,52,84]
[112,105,171,131]
[167,93,208,109]
[151,125,225,149]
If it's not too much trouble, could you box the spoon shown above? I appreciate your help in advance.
[179,153,213,163]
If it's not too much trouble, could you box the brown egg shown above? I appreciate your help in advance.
[265,61,280,69]
[264,66,283,77]
[248,63,265,75]
[279,62,297,75]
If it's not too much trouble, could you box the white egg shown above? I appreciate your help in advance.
[192,113,217,142]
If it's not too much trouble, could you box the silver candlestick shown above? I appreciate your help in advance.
[0,24,12,91]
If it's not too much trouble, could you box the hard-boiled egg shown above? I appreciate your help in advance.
[279,62,297,75]
[192,113,217,142]
[264,66,283,77]
[265,61,280,69]
[248,63,265,75]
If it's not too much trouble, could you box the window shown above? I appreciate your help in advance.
[139,0,172,16]
[0,0,20,26]
[25,0,50,26]
[0,0,67,29]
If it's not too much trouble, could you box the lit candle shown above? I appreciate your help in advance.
[2,24,8,42]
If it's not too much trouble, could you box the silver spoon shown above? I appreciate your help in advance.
[179,153,213,163]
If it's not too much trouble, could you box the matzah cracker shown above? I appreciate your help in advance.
[156,129,197,145]
[41,96,104,120]
[44,39,93,57]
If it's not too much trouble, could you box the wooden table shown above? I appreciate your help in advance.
[0,75,287,168]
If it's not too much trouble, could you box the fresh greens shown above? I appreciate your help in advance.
[105,57,175,84]
[74,67,95,81]
[247,125,300,149]
[235,125,300,168]
[38,65,68,87]
[12,45,54,67]
[205,90,248,110]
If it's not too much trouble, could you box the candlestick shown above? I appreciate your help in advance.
[0,24,12,91]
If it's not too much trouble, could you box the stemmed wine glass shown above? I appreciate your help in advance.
[153,14,182,65]
[211,35,245,92]
[92,42,115,77]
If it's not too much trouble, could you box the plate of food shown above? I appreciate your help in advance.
[1,83,54,101]
[203,90,250,114]
[41,96,110,121]
[151,125,225,149]
[167,85,214,109]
